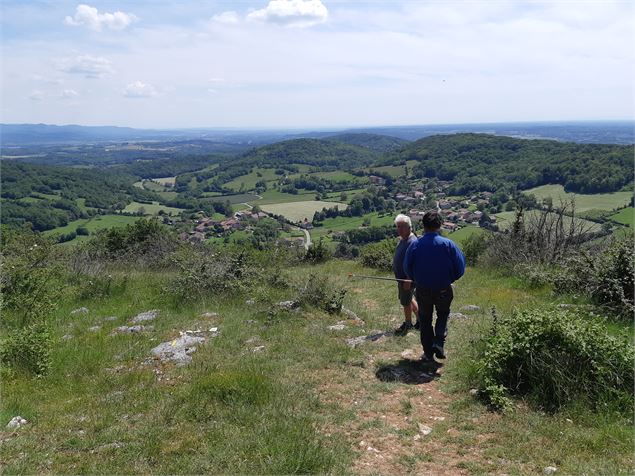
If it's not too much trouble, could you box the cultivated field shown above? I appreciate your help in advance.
[43,215,142,238]
[123,201,184,216]
[610,207,634,226]
[261,201,348,223]
[224,168,281,191]
[494,210,601,232]
[523,184,633,212]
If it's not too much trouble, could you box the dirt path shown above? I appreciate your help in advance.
[315,340,490,475]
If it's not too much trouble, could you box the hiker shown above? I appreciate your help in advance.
[393,214,419,335]
[404,210,465,362]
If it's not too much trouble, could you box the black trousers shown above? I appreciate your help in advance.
[415,286,453,357]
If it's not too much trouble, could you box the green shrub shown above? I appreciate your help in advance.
[168,247,262,301]
[476,308,634,413]
[551,235,634,318]
[0,323,51,376]
[0,231,58,376]
[359,239,395,271]
[461,232,489,266]
[296,273,346,314]
[304,239,331,263]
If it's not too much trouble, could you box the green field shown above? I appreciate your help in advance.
[43,215,142,237]
[252,189,315,205]
[366,160,419,178]
[311,211,395,239]
[494,210,601,232]
[309,171,362,182]
[523,184,633,212]
[202,193,261,205]
[154,176,176,186]
[447,225,487,244]
[123,201,184,216]
[610,207,634,226]
[261,201,348,223]
[224,168,281,192]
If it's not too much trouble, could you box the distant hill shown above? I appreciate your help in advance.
[0,161,156,231]
[237,138,378,170]
[335,121,635,145]
[388,133,634,195]
[324,133,409,152]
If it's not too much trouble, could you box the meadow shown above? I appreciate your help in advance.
[260,201,348,223]
[224,168,281,192]
[123,201,184,216]
[493,210,601,232]
[610,207,634,226]
[43,215,142,238]
[523,184,633,212]
[2,255,631,475]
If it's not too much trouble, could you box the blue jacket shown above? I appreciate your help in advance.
[403,232,466,289]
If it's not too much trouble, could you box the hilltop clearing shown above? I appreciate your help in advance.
[1,224,632,474]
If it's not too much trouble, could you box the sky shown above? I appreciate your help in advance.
[1,0,633,128]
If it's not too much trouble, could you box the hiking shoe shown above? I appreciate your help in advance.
[413,320,420,330]
[395,321,413,336]
[420,353,435,363]
[433,346,446,359]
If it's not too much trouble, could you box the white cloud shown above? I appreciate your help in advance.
[64,4,137,31]
[212,11,240,25]
[29,90,44,101]
[124,81,158,98]
[247,0,327,27]
[58,55,114,78]
[60,89,79,99]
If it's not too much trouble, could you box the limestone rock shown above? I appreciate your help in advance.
[61,334,73,341]
[103,316,118,322]
[71,307,89,315]
[449,312,468,319]
[418,423,432,436]
[460,305,481,312]
[88,326,102,332]
[245,299,255,305]
[6,416,27,429]
[341,307,362,321]
[110,325,151,335]
[200,312,219,319]
[278,300,299,311]
[131,310,158,324]
[328,322,347,331]
[151,335,206,365]
[543,467,557,475]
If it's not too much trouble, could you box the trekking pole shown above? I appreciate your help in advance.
[347,273,412,284]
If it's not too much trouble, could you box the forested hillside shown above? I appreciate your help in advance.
[0,162,157,231]
[387,133,633,195]
[325,133,409,152]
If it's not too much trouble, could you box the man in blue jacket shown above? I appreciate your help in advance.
[404,210,466,362]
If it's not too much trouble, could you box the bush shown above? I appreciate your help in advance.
[548,235,634,319]
[461,232,489,266]
[304,239,331,263]
[85,218,180,266]
[296,273,346,314]
[359,239,395,271]
[476,307,634,413]
[0,230,59,376]
[0,324,51,376]
[168,247,262,301]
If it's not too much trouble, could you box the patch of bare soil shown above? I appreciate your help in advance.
[314,345,496,475]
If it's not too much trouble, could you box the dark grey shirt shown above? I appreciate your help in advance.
[393,233,417,279]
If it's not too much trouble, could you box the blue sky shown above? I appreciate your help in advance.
[1,0,633,128]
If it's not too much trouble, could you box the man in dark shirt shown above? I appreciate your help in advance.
[404,210,466,362]
[393,214,419,335]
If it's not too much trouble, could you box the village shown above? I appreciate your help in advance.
[178,175,498,245]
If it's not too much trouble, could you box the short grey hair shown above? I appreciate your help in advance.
[394,214,412,227]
